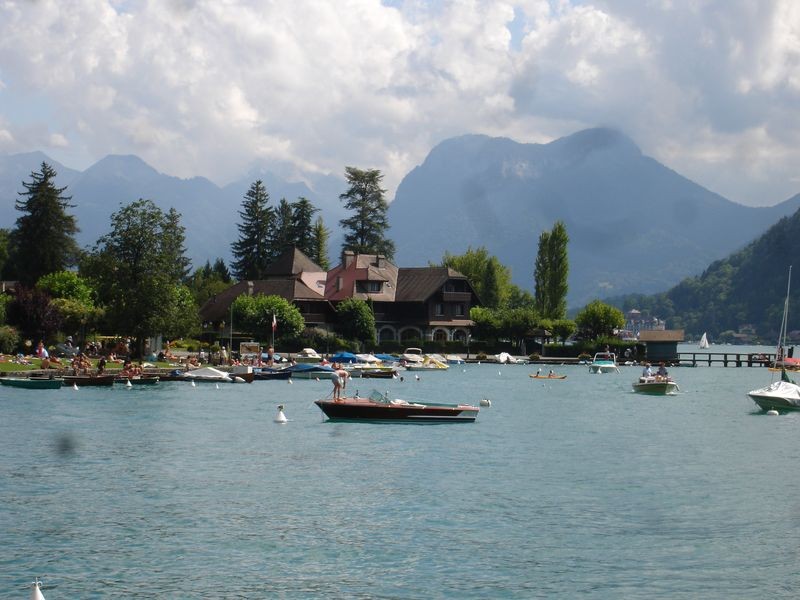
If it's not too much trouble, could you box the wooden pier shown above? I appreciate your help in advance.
[677,352,774,367]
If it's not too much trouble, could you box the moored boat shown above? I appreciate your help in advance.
[62,374,117,387]
[286,363,335,379]
[315,390,479,422]
[0,376,63,389]
[115,375,160,385]
[632,376,679,395]
[253,367,293,380]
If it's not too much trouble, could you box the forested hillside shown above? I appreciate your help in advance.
[613,208,800,340]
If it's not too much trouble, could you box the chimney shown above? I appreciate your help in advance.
[344,251,355,267]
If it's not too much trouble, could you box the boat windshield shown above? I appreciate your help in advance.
[369,389,390,403]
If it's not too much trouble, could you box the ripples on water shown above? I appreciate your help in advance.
[2,362,800,598]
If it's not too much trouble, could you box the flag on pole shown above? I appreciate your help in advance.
[272,313,277,332]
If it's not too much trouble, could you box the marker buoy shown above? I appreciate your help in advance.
[275,404,288,423]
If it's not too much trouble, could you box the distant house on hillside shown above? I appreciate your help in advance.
[639,329,684,362]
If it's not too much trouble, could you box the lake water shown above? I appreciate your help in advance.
[2,350,799,598]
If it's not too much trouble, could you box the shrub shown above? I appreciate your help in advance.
[528,353,540,361]
[476,352,488,361]
[0,326,19,354]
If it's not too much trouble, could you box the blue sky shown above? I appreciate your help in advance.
[1,0,799,206]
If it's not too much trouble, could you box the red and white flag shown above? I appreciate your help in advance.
[272,314,277,332]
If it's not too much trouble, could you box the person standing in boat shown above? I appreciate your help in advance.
[642,363,653,378]
[331,363,349,401]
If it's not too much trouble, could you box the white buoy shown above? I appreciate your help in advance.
[415,374,420,381]
[72,383,78,391]
[480,398,491,407]
[275,404,288,423]
[498,371,502,376]
[767,409,779,416]
[288,379,293,384]
[126,379,133,388]
[31,578,46,600]
[215,383,219,389]
[191,380,196,387]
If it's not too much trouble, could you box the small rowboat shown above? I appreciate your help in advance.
[530,374,567,380]
[0,376,63,389]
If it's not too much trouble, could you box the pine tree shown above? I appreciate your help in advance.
[339,167,395,259]
[269,198,295,261]
[212,258,232,283]
[311,216,330,270]
[290,197,318,257]
[534,221,569,319]
[8,162,79,284]
[162,207,192,283]
[231,181,273,279]
[482,257,501,309]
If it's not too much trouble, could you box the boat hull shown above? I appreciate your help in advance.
[115,376,160,385]
[62,374,117,387]
[748,380,800,411]
[530,374,567,380]
[315,398,479,422]
[253,368,292,380]
[632,380,679,395]
[589,365,620,374]
[0,377,63,389]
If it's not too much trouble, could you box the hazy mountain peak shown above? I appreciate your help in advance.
[83,154,161,183]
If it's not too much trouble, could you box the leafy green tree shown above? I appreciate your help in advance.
[161,284,200,341]
[575,300,625,340]
[7,162,79,284]
[507,285,536,309]
[439,247,512,307]
[82,199,190,355]
[551,319,577,344]
[334,297,376,347]
[291,197,318,258]
[469,306,500,342]
[231,180,274,279]
[497,307,539,348]
[37,271,100,340]
[37,271,95,306]
[232,294,304,344]
[339,167,395,259]
[534,221,569,319]
[311,216,330,269]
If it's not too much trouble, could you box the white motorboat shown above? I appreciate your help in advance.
[632,376,679,395]
[588,352,620,373]
[181,366,248,383]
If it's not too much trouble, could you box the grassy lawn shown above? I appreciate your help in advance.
[0,358,181,373]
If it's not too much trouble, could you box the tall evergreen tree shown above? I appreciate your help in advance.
[162,207,192,282]
[212,257,232,283]
[7,162,79,284]
[339,167,395,259]
[231,180,273,279]
[311,216,331,270]
[269,198,295,260]
[534,221,569,319]
[290,197,318,257]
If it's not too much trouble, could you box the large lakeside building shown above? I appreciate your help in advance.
[199,248,481,345]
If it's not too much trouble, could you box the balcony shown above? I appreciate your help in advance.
[442,291,471,302]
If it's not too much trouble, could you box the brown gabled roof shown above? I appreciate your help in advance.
[263,246,323,277]
[395,267,471,302]
[638,329,685,342]
[199,278,325,322]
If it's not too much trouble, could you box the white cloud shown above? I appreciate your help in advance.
[0,0,797,205]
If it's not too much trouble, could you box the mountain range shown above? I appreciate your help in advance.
[388,128,800,306]
[1,127,798,308]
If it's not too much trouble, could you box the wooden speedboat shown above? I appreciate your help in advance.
[62,374,116,387]
[253,367,292,380]
[0,376,63,389]
[632,376,679,395]
[315,390,479,422]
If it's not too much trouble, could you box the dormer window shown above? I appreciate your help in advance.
[356,280,382,293]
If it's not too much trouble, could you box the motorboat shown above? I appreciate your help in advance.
[400,347,425,365]
[0,376,63,389]
[253,367,293,381]
[286,363,335,379]
[404,355,449,371]
[294,348,322,363]
[315,390,479,422]
[588,352,620,374]
[181,366,249,383]
[748,267,800,412]
[632,376,679,395]
[445,354,465,364]
[495,352,524,364]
